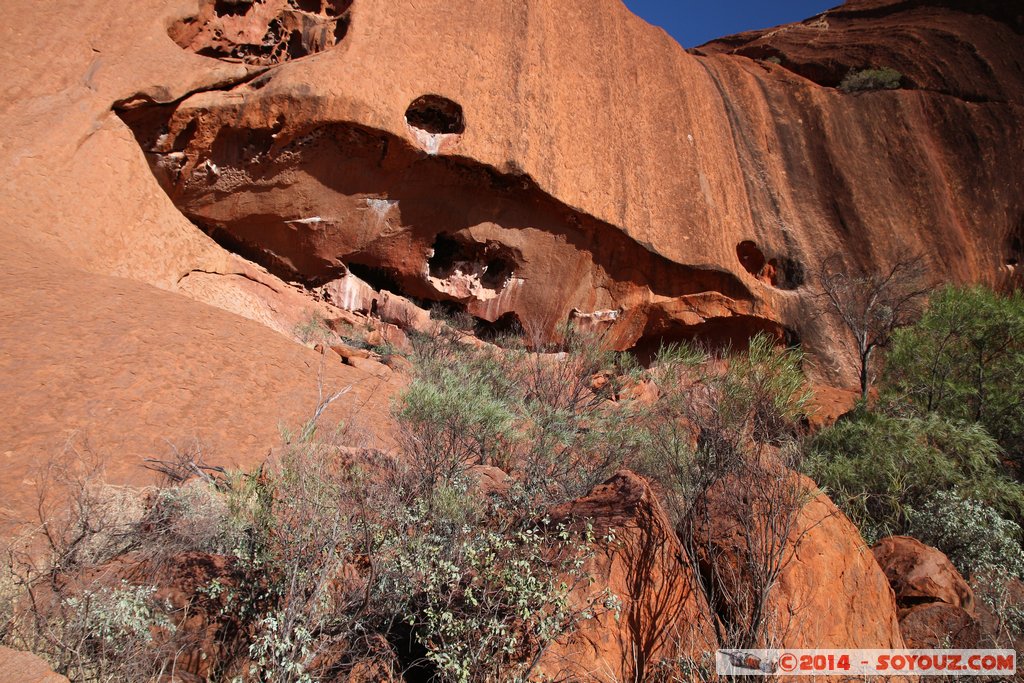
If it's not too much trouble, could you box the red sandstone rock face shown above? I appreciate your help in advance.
[540,471,717,682]
[873,536,975,612]
[689,472,906,649]
[699,0,1024,104]
[0,0,1013,674]
[168,0,352,65]
[0,647,68,683]
[110,0,1024,372]
[1,0,1021,529]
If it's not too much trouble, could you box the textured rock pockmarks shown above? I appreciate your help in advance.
[117,96,778,350]
[168,0,352,65]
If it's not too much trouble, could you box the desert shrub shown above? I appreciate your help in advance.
[908,491,1024,648]
[640,334,812,509]
[396,359,518,491]
[884,285,1024,463]
[635,335,814,649]
[839,66,902,92]
[369,478,601,682]
[28,420,606,682]
[61,582,174,680]
[805,411,1024,543]
[293,309,335,346]
[205,447,603,683]
[0,446,186,682]
[907,491,1024,580]
[513,329,648,503]
[400,324,647,506]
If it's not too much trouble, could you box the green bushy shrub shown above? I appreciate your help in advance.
[400,325,647,506]
[805,411,1024,543]
[641,334,811,506]
[884,285,1024,463]
[839,66,902,92]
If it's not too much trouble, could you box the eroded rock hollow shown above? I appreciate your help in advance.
[114,0,1024,379]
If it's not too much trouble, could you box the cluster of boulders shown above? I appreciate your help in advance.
[1,468,1017,682]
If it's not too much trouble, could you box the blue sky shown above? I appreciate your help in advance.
[622,0,839,48]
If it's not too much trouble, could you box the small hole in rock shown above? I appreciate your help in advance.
[286,31,309,59]
[405,95,465,135]
[346,263,403,294]
[292,0,321,12]
[428,234,462,277]
[333,14,350,43]
[736,240,766,276]
[481,256,515,289]
[428,234,516,289]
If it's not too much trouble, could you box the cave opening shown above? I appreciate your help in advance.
[736,240,767,276]
[475,311,524,343]
[736,240,804,290]
[214,0,251,17]
[345,263,404,295]
[628,315,788,366]
[286,30,310,60]
[1007,216,1023,265]
[333,13,350,43]
[428,234,461,277]
[405,95,466,135]
[428,234,517,289]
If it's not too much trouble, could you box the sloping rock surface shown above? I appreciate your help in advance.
[541,471,717,682]
[689,471,906,648]
[0,647,68,683]
[1,0,1021,521]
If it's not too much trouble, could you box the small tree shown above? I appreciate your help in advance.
[816,253,931,399]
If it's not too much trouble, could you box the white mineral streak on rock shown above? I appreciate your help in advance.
[319,271,376,313]
[406,121,459,156]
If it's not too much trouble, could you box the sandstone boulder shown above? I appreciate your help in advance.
[688,471,905,649]
[872,536,982,650]
[539,471,717,682]
[872,536,975,612]
[898,602,980,648]
[0,647,68,683]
